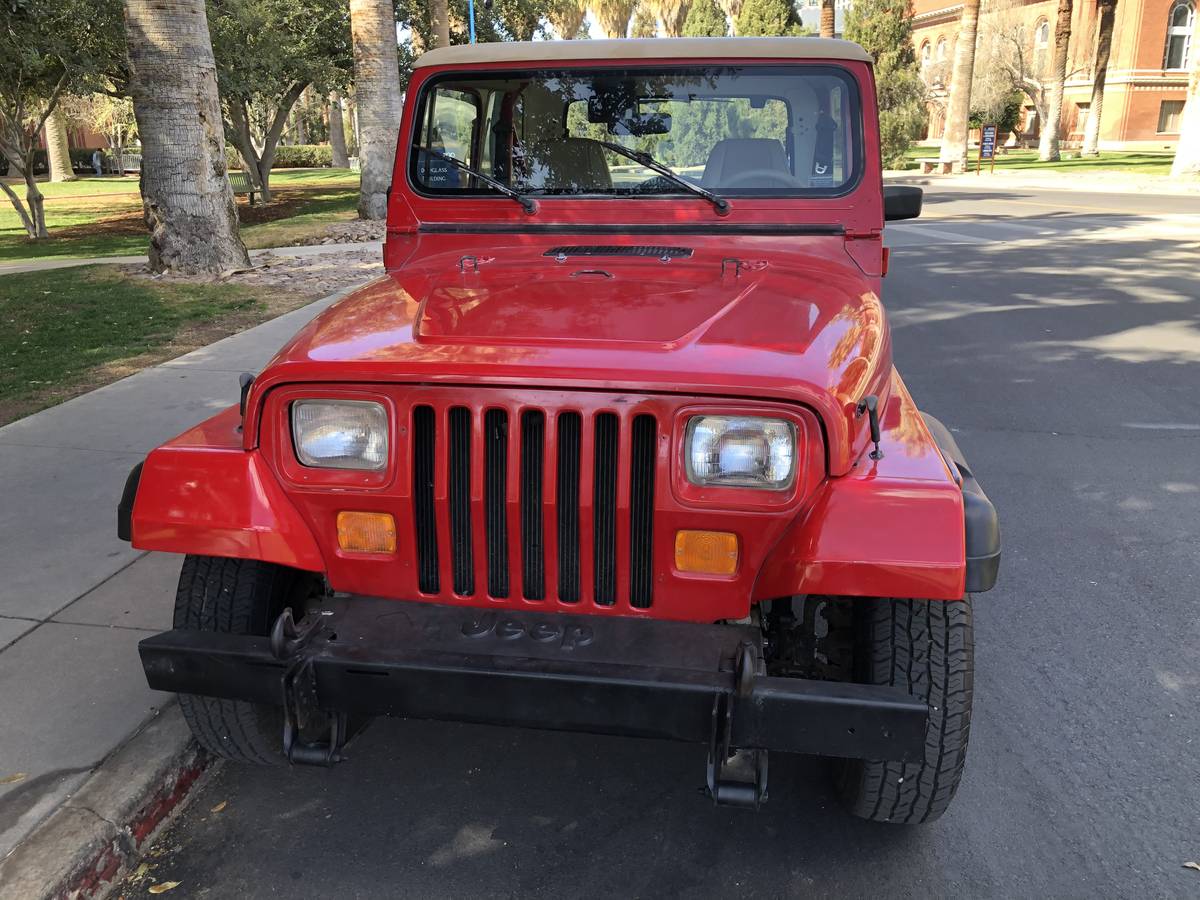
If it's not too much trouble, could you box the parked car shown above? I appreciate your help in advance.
[123,37,1000,823]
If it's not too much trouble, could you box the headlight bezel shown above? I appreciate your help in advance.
[268,388,397,488]
[671,404,814,511]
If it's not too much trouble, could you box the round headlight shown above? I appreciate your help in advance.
[686,415,795,489]
[292,400,388,470]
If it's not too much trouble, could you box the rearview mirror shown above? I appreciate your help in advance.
[883,185,922,221]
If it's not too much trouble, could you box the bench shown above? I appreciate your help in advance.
[228,170,263,205]
[916,157,955,175]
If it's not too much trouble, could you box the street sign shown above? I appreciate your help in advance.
[978,124,998,174]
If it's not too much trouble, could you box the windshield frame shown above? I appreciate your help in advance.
[405,63,865,204]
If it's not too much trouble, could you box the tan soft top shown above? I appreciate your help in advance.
[413,37,872,68]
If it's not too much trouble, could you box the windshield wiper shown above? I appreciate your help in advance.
[419,148,537,215]
[593,139,730,215]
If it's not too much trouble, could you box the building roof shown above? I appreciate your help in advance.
[412,37,873,69]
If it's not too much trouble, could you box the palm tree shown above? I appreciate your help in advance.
[820,0,835,37]
[122,0,248,273]
[592,0,638,37]
[632,5,658,35]
[548,0,589,37]
[350,0,403,219]
[328,92,350,168]
[717,0,745,33]
[939,0,981,171]
[1081,0,1117,156]
[1039,0,1074,161]
[45,105,77,182]
[431,0,451,48]
[649,0,690,36]
[1171,29,1200,177]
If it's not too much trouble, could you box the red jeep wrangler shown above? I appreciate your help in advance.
[123,37,999,823]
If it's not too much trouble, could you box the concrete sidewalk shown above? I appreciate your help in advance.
[884,167,1200,195]
[0,240,383,277]
[0,283,356,869]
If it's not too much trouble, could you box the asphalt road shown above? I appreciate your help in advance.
[125,183,1200,899]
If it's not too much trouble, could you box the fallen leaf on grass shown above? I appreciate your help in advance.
[210,800,227,813]
[0,773,27,785]
[1184,862,1200,873]
[148,881,181,894]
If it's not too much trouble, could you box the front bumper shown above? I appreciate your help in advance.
[140,597,926,802]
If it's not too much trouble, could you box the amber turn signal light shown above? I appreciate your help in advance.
[337,511,396,554]
[674,530,738,575]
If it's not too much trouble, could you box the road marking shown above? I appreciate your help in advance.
[886,223,990,244]
[1122,423,1200,431]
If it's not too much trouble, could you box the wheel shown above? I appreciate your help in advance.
[834,596,974,824]
[172,555,314,764]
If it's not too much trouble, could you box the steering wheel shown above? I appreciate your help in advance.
[721,169,807,189]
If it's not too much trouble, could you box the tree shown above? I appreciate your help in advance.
[632,5,658,35]
[717,0,745,33]
[351,0,403,219]
[939,0,980,170]
[209,0,351,204]
[329,92,350,167]
[1039,0,1073,160]
[431,0,451,46]
[45,106,77,182]
[547,0,589,37]
[683,0,728,35]
[1081,0,1116,156]
[1172,31,1200,177]
[735,0,806,36]
[648,0,690,36]
[844,0,926,167]
[820,0,835,38]
[592,0,637,37]
[0,0,122,237]
[124,0,249,273]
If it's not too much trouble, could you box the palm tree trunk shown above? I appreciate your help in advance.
[122,0,248,273]
[329,92,350,168]
[1039,0,1074,161]
[939,0,981,171]
[350,0,403,220]
[431,0,451,48]
[820,0,835,38]
[717,0,743,33]
[1081,0,1116,156]
[46,106,77,182]
[1171,35,1200,177]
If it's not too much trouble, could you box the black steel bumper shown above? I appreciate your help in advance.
[922,414,1002,593]
[140,597,926,786]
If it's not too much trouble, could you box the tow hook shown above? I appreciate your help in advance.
[272,608,353,766]
[706,641,769,809]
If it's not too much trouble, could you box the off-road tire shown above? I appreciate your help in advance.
[173,555,311,764]
[835,596,974,824]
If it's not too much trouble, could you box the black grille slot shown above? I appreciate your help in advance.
[520,411,545,600]
[412,405,439,594]
[629,415,656,609]
[545,245,692,259]
[556,412,582,603]
[592,413,618,606]
[448,407,474,596]
[484,409,509,598]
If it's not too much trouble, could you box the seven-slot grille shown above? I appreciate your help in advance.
[410,402,658,611]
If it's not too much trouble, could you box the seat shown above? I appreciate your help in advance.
[522,137,613,192]
[701,138,790,188]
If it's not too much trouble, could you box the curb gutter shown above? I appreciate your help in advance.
[0,705,211,900]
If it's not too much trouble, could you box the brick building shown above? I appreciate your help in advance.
[912,0,1193,149]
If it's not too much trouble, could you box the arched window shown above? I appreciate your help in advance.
[920,41,931,67]
[1034,18,1050,71]
[1164,1,1194,70]
[936,36,948,62]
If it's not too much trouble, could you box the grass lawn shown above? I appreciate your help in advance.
[0,169,360,263]
[900,146,1176,174]
[0,264,315,425]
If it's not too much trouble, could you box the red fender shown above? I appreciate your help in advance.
[131,405,325,571]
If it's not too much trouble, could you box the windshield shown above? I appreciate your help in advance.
[409,65,862,199]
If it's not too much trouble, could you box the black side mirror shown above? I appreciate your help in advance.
[883,185,922,221]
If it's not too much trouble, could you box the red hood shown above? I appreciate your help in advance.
[251,234,892,475]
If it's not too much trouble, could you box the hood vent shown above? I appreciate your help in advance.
[545,245,693,260]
